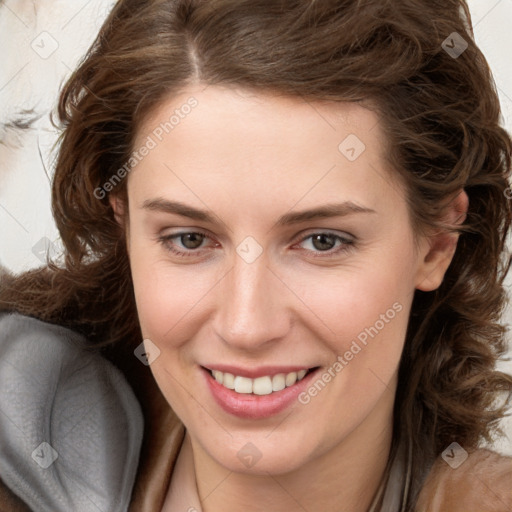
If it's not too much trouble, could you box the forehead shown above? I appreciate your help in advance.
[129,85,403,218]
[136,85,383,154]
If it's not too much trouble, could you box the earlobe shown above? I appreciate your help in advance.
[415,190,469,292]
[415,243,458,291]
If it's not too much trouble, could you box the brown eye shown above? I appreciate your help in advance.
[311,234,337,251]
[157,230,213,258]
[296,231,355,258]
[179,233,205,249]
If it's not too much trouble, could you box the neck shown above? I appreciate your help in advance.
[191,382,396,512]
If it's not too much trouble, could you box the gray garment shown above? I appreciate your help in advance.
[0,312,144,512]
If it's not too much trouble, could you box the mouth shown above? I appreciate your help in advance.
[201,365,321,419]
[202,366,319,395]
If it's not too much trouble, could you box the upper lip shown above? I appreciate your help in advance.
[202,364,316,379]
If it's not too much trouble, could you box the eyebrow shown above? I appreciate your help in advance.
[141,198,376,226]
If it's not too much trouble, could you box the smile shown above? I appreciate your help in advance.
[202,365,320,419]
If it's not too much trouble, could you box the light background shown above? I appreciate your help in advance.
[1,1,511,454]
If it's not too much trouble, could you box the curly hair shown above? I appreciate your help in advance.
[1,0,512,508]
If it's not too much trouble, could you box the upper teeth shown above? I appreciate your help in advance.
[211,369,308,395]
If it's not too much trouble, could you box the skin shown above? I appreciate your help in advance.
[110,84,468,512]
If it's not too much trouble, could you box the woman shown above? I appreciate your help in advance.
[1,0,512,510]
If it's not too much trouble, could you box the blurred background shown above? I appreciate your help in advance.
[1,1,511,454]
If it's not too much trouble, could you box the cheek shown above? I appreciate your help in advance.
[130,255,213,341]
[282,250,415,395]
[291,261,412,434]
[127,244,211,410]
[285,253,414,341]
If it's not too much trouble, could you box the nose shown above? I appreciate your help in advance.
[212,251,291,352]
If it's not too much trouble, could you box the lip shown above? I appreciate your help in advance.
[202,365,320,419]
[203,364,313,379]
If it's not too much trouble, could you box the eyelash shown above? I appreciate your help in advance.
[156,230,355,259]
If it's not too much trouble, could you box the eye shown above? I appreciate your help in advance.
[295,232,355,257]
[157,230,215,258]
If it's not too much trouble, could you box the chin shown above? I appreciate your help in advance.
[197,430,316,475]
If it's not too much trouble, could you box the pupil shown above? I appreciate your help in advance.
[312,234,335,251]
[182,233,204,249]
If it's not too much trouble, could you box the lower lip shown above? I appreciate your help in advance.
[202,367,320,419]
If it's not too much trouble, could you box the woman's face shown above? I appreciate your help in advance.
[113,84,451,475]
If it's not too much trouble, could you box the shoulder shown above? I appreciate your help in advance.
[0,310,94,362]
[0,311,144,512]
[415,446,512,512]
[0,311,140,411]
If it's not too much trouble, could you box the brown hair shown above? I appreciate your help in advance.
[2,0,512,508]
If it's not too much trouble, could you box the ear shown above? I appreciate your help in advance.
[109,194,130,248]
[109,194,126,226]
[415,189,469,292]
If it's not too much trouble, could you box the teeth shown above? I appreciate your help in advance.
[210,368,310,395]
[272,374,286,392]
[223,372,235,389]
[212,370,223,384]
[285,372,297,387]
[253,376,273,395]
[234,376,253,394]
